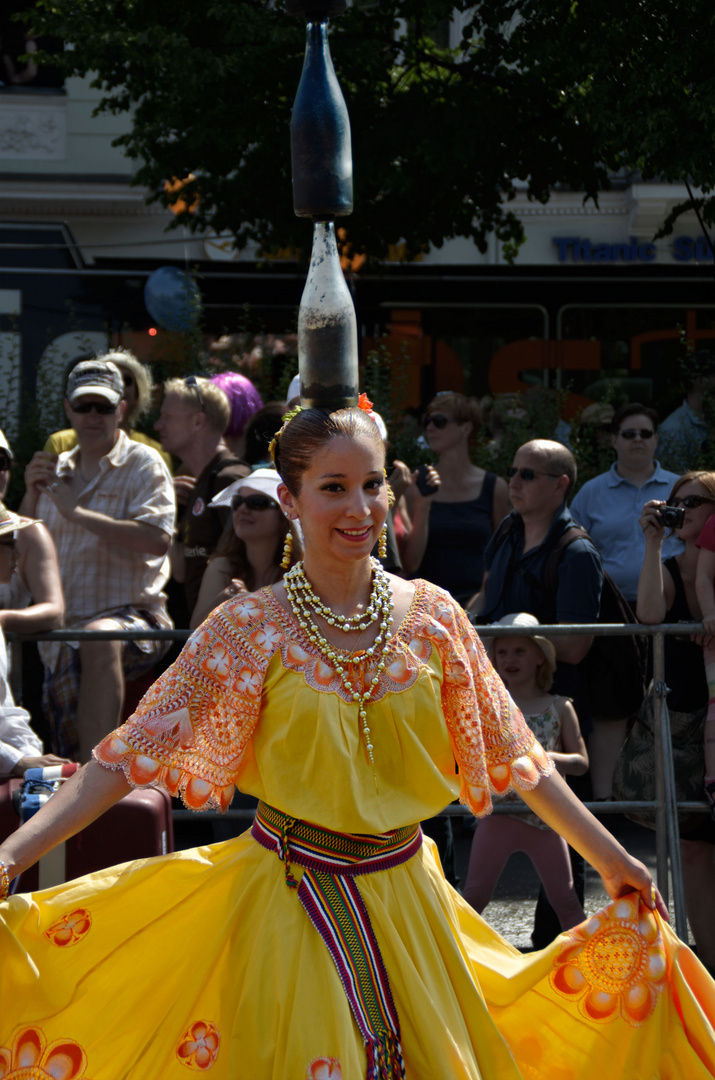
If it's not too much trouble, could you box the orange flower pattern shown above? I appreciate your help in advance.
[0,1026,89,1079]
[94,582,550,818]
[176,1021,221,1071]
[44,908,92,948]
[306,1057,343,1080]
[550,894,668,1026]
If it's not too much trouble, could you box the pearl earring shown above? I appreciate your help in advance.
[280,530,293,571]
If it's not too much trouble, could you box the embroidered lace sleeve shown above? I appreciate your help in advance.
[427,586,553,816]
[93,592,283,811]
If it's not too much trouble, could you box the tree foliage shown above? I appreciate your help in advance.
[28,0,715,260]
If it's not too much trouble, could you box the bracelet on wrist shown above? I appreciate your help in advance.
[0,859,11,902]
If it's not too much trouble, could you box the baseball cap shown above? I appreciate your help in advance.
[67,360,123,406]
[209,467,282,509]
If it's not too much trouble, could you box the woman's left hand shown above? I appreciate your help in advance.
[599,854,669,921]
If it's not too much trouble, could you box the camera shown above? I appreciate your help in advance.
[657,505,685,529]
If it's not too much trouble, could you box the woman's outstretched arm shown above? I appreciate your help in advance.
[520,769,669,918]
[0,760,131,889]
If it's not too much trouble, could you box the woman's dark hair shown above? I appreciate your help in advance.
[213,514,299,590]
[610,402,659,434]
[273,407,385,495]
[244,402,286,465]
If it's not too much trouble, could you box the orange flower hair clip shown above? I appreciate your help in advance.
[357,392,374,414]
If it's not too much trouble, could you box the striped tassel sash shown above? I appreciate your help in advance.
[252,802,422,1080]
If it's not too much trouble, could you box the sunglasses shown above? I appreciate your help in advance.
[506,467,561,482]
[184,375,204,409]
[122,373,135,388]
[667,495,715,509]
[422,414,454,430]
[71,401,117,415]
[619,428,655,439]
[0,455,11,471]
[231,494,278,512]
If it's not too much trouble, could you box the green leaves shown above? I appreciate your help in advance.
[25,0,715,258]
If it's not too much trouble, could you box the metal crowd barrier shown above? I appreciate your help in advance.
[7,620,710,942]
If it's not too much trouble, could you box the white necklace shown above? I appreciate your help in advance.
[285,556,390,634]
[284,559,394,765]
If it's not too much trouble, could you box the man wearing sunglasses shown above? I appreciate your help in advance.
[470,438,603,676]
[20,360,176,763]
[470,438,604,950]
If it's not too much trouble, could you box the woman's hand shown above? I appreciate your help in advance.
[411,465,441,505]
[639,499,667,540]
[598,851,670,921]
[219,578,248,603]
[388,460,412,503]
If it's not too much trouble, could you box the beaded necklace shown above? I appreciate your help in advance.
[284,558,394,765]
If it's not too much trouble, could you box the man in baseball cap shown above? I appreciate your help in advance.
[20,357,175,763]
[65,360,123,407]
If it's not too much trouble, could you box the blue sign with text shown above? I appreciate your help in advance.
[553,235,714,263]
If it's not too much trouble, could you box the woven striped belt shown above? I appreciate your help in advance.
[252,801,422,1080]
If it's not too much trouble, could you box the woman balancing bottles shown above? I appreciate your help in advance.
[298,221,359,409]
[290,13,353,219]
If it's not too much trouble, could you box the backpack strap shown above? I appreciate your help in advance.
[481,519,594,625]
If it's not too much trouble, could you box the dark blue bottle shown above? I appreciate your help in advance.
[290,19,353,219]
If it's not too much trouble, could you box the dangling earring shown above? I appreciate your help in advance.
[280,529,294,570]
[378,524,387,560]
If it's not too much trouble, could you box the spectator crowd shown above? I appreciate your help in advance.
[1,345,715,976]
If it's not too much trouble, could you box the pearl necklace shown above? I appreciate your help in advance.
[287,567,388,632]
[284,559,394,765]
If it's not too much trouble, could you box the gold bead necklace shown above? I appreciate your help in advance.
[284,558,393,765]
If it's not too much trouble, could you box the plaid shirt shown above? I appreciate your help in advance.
[37,430,175,632]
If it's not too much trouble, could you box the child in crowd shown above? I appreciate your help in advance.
[694,513,715,817]
[463,612,589,930]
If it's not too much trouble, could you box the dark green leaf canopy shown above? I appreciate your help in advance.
[27,0,715,260]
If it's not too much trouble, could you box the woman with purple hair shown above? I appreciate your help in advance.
[210,371,263,458]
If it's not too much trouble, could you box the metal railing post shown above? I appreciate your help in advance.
[652,631,669,906]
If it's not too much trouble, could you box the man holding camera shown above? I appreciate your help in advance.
[570,403,681,608]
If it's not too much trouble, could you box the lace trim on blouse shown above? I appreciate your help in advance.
[94,582,552,814]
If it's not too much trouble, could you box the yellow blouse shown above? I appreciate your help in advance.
[95,580,552,831]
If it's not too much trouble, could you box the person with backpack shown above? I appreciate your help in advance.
[468,439,604,948]
[468,439,604,700]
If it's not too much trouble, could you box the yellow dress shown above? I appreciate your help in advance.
[1,582,714,1080]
